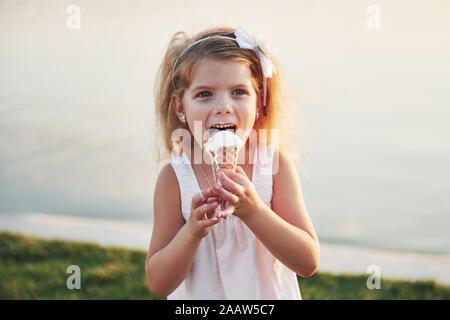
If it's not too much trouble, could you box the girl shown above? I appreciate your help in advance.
[145,26,319,299]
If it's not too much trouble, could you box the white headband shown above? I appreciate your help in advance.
[172,26,276,116]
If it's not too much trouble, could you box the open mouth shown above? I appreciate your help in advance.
[209,123,237,134]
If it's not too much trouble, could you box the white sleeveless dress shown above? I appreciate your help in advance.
[168,144,302,300]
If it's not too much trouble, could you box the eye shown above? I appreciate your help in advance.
[197,91,211,98]
[233,89,245,95]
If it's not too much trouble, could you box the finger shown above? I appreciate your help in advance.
[193,201,219,220]
[191,187,215,211]
[213,184,239,204]
[200,190,207,202]
[220,168,248,184]
[205,203,220,219]
[205,196,221,204]
[198,216,221,228]
[235,166,249,179]
[217,171,245,195]
[218,204,235,219]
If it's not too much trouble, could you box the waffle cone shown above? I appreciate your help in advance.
[204,131,243,213]
[209,146,238,180]
[208,146,239,211]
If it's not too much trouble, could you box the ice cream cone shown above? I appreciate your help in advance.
[204,131,243,210]
[208,146,239,185]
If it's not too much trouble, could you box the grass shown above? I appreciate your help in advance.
[0,231,449,300]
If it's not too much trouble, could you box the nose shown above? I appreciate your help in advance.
[213,93,233,114]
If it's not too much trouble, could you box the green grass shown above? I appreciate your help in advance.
[1,231,449,300]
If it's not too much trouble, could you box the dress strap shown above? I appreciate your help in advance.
[170,153,199,221]
[252,144,276,207]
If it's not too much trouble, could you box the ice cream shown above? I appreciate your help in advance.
[204,130,243,211]
[204,130,243,181]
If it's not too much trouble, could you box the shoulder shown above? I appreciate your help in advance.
[155,162,178,189]
[153,163,184,224]
[272,147,295,180]
[271,147,303,217]
[154,163,180,208]
[148,163,184,258]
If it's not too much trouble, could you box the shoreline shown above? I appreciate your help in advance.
[1,212,450,285]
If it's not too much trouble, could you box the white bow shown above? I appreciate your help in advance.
[234,26,276,78]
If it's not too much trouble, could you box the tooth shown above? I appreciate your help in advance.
[211,124,234,129]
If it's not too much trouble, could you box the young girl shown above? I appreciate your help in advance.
[145,26,319,299]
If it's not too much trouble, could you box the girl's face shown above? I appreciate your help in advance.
[179,58,258,147]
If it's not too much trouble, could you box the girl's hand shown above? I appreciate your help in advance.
[186,187,222,240]
[213,166,265,220]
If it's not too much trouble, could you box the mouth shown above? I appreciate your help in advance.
[208,123,237,134]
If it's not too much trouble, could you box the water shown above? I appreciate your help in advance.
[1,0,449,255]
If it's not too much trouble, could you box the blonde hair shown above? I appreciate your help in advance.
[153,26,303,167]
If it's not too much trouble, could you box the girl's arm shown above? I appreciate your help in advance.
[215,150,320,278]
[145,164,220,297]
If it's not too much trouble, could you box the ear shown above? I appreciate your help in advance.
[171,94,184,121]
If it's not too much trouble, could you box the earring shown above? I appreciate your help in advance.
[181,114,186,123]
[255,110,259,120]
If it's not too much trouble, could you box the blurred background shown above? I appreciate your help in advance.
[0,0,449,270]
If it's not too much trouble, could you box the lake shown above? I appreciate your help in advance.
[1,0,449,255]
